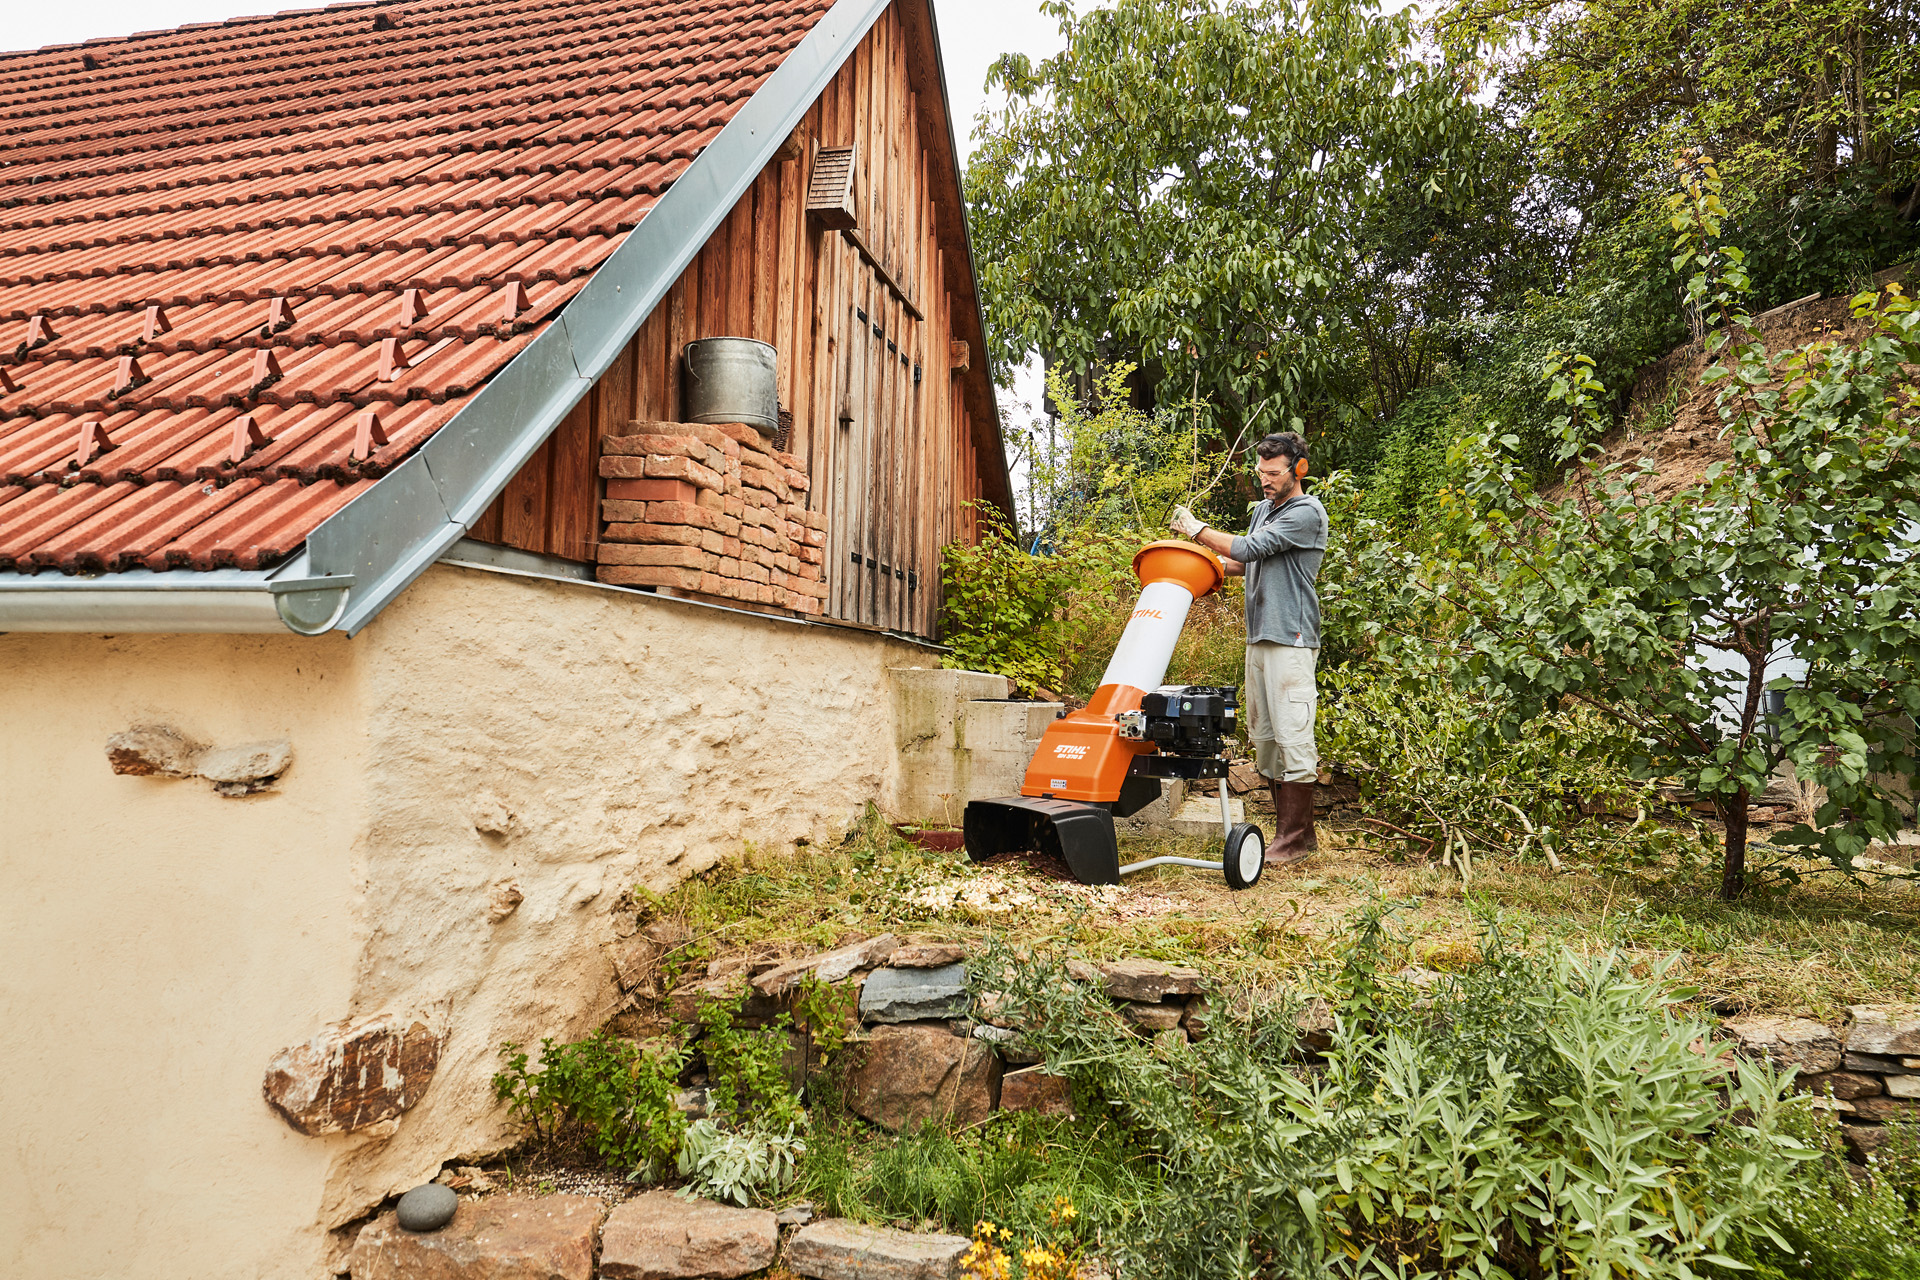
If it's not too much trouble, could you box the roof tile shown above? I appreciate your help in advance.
[0,0,833,576]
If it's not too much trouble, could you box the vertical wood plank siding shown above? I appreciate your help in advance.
[468,3,1001,639]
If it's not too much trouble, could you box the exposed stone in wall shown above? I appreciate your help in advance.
[347,1193,603,1280]
[104,724,290,795]
[599,1191,777,1280]
[262,1014,441,1137]
[845,1024,1001,1130]
[785,1219,971,1280]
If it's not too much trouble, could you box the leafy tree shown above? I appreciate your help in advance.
[1448,158,1920,899]
[1434,0,1920,309]
[966,0,1513,454]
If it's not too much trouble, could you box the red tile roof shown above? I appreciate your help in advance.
[0,0,835,575]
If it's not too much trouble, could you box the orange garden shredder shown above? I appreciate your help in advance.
[963,540,1267,890]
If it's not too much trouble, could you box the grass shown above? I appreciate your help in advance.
[651,807,1920,1022]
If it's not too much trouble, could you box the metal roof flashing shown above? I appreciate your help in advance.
[0,0,975,638]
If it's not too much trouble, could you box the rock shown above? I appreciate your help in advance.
[397,1184,459,1232]
[889,943,971,969]
[198,738,293,792]
[859,964,969,1023]
[489,879,524,923]
[262,1013,440,1136]
[999,1067,1074,1117]
[752,934,899,997]
[599,1191,777,1279]
[104,724,203,776]
[784,1219,971,1280]
[1097,959,1204,1002]
[973,992,1016,1028]
[776,1202,816,1228]
[1841,1123,1893,1163]
[1722,1015,1843,1074]
[1181,997,1212,1041]
[1888,1075,1920,1099]
[1119,1001,1184,1032]
[1065,959,1099,984]
[1844,1052,1913,1073]
[845,1024,1001,1130]
[1847,1007,1920,1057]
[669,975,781,1027]
[1296,998,1335,1053]
[1799,1071,1884,1100]
[971,1024,1018,1044]
[1809,1095,1858,1114]
[1852,1095,1920,1122]
[347,1193,603,1280]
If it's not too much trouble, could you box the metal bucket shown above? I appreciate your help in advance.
[682,337,778,435]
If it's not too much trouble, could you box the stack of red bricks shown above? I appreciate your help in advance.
[595,421,828,614]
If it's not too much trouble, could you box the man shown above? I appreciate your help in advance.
[1170,432,1328,865]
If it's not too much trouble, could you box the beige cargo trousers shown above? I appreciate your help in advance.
[1245,639,1318,783]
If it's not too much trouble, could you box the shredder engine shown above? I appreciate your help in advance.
[963,539,1267,890]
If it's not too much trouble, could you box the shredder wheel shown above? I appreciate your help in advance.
[1223,822,1265,890]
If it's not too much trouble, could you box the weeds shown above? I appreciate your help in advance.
[491,1031,686,1181]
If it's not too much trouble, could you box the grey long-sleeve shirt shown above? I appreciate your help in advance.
[1229,493,1328,648]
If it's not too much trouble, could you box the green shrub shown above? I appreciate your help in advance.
[970,912,1820,1280]
[677,1117,805,1207]
[696,991,805,1133]
[492,1031,687,1181]
[1727,1108,1920,1279]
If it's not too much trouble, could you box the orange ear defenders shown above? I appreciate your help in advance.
[1293,455,1309,479]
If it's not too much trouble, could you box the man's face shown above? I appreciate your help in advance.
[1255,455,1295,501]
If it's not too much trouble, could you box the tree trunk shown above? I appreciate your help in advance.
[1720,785,1750,900]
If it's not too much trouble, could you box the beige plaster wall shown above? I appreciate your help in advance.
[1,562,928,1279]
[0,630,370,1280]
[320,564,926,1235]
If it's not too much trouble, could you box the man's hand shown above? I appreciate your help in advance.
[1169,504,1207,539]
[1221,556,1244,576]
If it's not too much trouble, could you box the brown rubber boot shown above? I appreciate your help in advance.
[1264,780,1318,866]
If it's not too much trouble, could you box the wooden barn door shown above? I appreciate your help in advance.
[830,263,929,633]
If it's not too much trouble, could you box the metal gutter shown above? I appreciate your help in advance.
[305,0,896,636]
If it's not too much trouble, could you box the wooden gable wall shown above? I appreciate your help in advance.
[466,1,1006,640]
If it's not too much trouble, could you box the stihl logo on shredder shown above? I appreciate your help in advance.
[1131,608,1164,620]
[1052,743,1089,759]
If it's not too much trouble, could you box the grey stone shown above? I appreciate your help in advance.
[1097,959,1204,1002]
[784,1219,971,1280]
[1888,1075,1920,1099]
[753,934,899,997]
[599,1191,776,1279]
[999,1067,1073,1117]
[845,1024,1001,1130]
[347,1193,602,1280]
[1844,1052,1913,1074]
[776,1202,816,1228]
[1723,1015,1843,1074]
[397,1184,458,1233]
[104,724,203,777]
[889,943,971,969]
[1847,1007,1920,1057]
[859,963,969,1023]
[1119,1001,1184,1032]
[970,1023,1017,1044]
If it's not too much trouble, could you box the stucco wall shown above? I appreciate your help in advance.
[0,629,370,1279]
[0,563,928,1279]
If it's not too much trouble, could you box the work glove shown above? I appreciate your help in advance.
[1169,504,1207,539]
